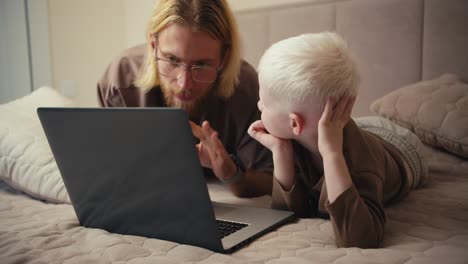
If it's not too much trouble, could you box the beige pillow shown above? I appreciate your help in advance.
[370,74,468,159]
[0,87,72,203]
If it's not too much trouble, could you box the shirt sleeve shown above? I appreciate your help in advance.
[97,44,146,107]
[227,61,273,175]
[325,172,386,248]
[97,82,127,107]
[271,177,311,217]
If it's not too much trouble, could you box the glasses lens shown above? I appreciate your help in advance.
[157,60,180,77]
[192,67,218,82]
[156,59,218,83]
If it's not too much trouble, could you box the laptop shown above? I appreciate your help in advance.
[37,107,295,253]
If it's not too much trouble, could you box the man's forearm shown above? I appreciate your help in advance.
[228,170,273,197]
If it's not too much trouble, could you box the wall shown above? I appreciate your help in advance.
[234,0,468,116]
[45,0,330,106]
[230,0,335,12]
[28,0,52,92]
[121,0,330,55]
[124,0,155,48]
[46,0,468,115]
[48,0,126,106]
[0,0,31,103]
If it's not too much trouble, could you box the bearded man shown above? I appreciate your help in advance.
[97,0,272,197]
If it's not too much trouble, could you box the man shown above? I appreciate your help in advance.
[97,0,272,197]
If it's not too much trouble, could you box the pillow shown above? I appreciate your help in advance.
[370,73,468,158]
[0,87,72,203]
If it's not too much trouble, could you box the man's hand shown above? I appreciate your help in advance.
[318,96,355,157]
[190,121,237,181]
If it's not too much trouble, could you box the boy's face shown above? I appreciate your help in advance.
[257,81,293,139]
[258,77,324,144]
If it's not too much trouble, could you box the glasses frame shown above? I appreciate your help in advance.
[154,49,220,84]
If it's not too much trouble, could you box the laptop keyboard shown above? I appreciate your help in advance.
[216,219,248,238]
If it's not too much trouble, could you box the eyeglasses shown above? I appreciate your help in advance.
[155,57,220,83]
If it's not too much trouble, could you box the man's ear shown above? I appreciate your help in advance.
[219,46,230,69]
[289,113,304,136]
[150,34,157,50]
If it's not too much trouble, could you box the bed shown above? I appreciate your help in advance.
[1,121,467,263]
[1,0,468,263]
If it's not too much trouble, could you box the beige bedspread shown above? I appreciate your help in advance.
[1,146,467,264]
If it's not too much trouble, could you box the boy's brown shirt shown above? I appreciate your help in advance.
[271,119,412,248]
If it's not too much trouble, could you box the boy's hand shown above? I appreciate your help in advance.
[248,120,288,152]
[318,96,356,157]
[248,120,295,190]
[190,121,237,182]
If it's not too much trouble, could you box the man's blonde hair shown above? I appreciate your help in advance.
[258,32,359,110]
[135,0,241,98]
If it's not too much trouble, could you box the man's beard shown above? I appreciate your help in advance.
[160,82,212,118]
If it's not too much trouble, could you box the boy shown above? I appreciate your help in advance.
[248,32,428,248]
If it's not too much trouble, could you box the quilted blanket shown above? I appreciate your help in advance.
[1,146,467,264]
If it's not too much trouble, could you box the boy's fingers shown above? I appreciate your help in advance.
[332,96,348,121]
[249,120,263,132]
[321,97,334,122]
[344,97,356,118]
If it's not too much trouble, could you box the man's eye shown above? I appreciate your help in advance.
[167,57,179,63]
[194,62,209,67]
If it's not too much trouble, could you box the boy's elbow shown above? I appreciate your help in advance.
[335,228,384,249]
[337,237,382,249]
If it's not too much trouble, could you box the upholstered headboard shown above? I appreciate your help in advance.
[234,0,468,116]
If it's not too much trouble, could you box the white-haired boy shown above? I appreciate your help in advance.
[248,32,427,248]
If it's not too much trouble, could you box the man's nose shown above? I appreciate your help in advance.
[177,67,193,89]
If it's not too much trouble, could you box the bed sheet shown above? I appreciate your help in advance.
[1,146,467,264]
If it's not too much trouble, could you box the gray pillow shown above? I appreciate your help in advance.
[370,74,468,158]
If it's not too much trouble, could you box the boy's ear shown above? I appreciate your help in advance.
[289,113,304,136]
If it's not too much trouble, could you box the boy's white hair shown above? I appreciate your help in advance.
[258,32,359,110]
